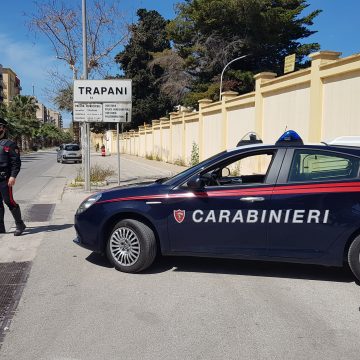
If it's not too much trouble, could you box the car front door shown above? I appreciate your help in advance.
[167,148,285,256]
[268,148,360,260]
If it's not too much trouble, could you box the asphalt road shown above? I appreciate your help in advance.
[0,151,360,360]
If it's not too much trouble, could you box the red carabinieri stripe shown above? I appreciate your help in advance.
[8,185,17,207]
[96,181,360,204]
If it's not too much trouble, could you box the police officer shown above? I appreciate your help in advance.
[0,117,26,236]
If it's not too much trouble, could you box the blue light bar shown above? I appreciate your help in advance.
[275,130,303,146]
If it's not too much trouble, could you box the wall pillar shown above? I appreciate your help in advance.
[254,72,277,139]
[181,109,192,163]
[221,91,238,150]
[198,99,213,161]
[308,51,341,142]
[160,117,171,162]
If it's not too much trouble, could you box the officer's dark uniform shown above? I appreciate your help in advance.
[0,117,26,236]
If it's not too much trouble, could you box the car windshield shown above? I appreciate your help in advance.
[65,145,80,151]
[162,151,226,186]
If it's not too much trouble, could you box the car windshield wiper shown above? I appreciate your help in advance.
[155,177,169,184]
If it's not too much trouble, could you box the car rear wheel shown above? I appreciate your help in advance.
[106,219,157,273]
[348,235,360,282]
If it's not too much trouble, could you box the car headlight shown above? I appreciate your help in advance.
[77,193,102,214]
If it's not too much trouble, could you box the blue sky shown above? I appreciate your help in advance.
[0,1,359,127]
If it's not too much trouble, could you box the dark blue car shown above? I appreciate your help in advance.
[74,131,360,281]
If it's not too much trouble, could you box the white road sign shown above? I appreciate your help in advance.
[103,103,131,123]
[74,79,132,103]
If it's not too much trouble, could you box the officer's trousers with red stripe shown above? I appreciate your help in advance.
[0,180,21,230]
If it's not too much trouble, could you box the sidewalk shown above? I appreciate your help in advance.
[88,152,188,186]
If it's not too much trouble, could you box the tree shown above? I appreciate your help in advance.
[28,0,129,141]
[28,0,128,79]
[38,123,72,146]
[7,95,40,150]
[115,9,174,129]
[163,0,321,107]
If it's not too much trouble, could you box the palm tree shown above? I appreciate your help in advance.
[7,95,40,150]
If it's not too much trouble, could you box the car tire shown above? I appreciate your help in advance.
[106,219,157,273]
[348,235,360,282]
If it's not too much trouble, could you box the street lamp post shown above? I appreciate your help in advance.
[219,55,248,100]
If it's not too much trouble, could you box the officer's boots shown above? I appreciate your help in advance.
[0,206,5,233]
[11,206,26,236]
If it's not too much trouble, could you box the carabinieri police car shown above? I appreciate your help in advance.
[74,131,360,281]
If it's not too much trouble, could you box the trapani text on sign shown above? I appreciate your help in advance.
[73,79,132,103]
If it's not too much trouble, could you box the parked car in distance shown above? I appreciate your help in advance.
[57,144,82,164]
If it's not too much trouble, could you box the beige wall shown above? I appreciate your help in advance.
[322,70,360,141]
[171,121,183,162]
[227,105,255,149]
[184,120,199,165]
[263,83,310,143]
[203,112,222,159]
[108,51,360,165]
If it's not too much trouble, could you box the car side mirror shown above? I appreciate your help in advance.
[187,175,205,191]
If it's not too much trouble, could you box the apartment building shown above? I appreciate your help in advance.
[36,102,47,123]
[2,68,21,105]
[47,108,63,128]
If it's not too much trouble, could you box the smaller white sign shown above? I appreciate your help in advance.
[73,103,86,122]
[85,103,103,122]
[103,103,131,123]
[73,103,103,122]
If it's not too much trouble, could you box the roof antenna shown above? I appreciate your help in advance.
[284,125,288,132]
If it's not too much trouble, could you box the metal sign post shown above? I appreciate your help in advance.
[117,123,120,185]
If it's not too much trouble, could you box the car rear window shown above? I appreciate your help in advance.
[288,150,359,182]
[65,145,80,151]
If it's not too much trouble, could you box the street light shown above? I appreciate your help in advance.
[219,55,249,100]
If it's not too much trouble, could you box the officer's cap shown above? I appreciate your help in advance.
[0,117,8,126]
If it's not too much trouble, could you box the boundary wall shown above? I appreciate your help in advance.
[97,51,360,164]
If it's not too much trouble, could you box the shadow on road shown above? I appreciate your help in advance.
[21,152,56,162]
[147,257,356,283]
[86,252,113,268]
[20,224,73,235]
[85,251,356,283]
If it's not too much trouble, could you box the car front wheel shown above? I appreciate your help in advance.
[106,219,157,273]
[348,235,360,282]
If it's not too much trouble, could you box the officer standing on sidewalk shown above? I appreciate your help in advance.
[0,117,26,236]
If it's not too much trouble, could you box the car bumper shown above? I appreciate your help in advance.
[63,157,82,161]
[73,220,103,253]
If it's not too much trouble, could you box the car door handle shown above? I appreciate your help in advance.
[240,197,265,202]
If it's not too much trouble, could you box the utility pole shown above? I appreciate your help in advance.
[82,0,90,191]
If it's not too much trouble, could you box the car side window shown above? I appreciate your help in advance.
[202,151,276,187]
[288,150,360,182]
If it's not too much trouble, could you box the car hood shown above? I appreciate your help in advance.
[97,180,170,203]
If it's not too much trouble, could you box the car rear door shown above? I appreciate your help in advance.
[268,147,360,261]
